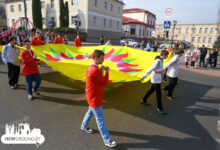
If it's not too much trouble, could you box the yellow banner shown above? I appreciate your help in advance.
[0,44,172,83]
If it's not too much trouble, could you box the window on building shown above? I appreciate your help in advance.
[18,4,21,12]
[139,29,141,37]
[149,31,151,37]
[186,28,189,33]
[178,28,181,33]
[12,19,15,25]
[218,28,220,34]
[41,1,45,8]
[104,2,107,10]
[51,0,54,8]
[146,31,149,36]
[10,5,14,12]
[192,37,195,42]
[71,0,78,5]
[93,16,97,26]
[208,37,212,43]
[110,20,112,28]
[72,16,75,24]
[142,29,144,36]
[104,19,106,27]
[204,28,208,34]
[199,28,202,34]
[117,21,119,29]
[198,37,201,43]
[110,4,113,12]
[118,7,121,14]
[192,28,196,34]
[203,37,206,43]
[94,0,97,7]
[210,28,214,34]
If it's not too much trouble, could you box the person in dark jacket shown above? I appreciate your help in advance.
[212,48,218,68]
[199,45,207,67]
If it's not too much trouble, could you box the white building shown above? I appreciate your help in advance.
[155,24,220,48]
[122,8,156,41]
[5,0,124,43]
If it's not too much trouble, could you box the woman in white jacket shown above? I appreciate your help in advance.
[141,50,169,115]
[163,49,184,100]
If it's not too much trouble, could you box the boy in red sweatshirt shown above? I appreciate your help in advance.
[81,50,117,148]
[20,40,41,100]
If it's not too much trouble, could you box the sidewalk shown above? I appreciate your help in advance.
[179,64,220,78]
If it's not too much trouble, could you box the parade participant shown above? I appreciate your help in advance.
[54,33,63,44]
[184,50,191,68]
[125,41,129,47]
[163,49,184,100]
[81,50,117,148]
[50,32,55,42]
[63,34,69,45]
[31,32,43,46]
[191,51,199,69]
[20,40,41,100]
[16,30,23,46]
[163,47,174,81]
[141,50,169,115]
[1,36,20,89]
[74,34,82,47]
[105,39,112,46]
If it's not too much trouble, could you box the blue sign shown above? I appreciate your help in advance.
[163,21,171,29]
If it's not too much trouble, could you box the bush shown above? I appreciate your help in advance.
[42,27,77,33]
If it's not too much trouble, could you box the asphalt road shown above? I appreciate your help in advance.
[0,56,219,150]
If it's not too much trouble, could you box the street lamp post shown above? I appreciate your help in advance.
[172,20,177,45]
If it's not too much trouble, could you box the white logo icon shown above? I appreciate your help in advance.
[1,123,45,147]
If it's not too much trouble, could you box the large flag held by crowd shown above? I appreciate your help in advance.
[0,44,172,83]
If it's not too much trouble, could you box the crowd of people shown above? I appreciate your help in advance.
[184,45,218,69]
[0,29,82,47]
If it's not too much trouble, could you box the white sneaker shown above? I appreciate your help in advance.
[80,127,93,134]
[104,139,117,148]
[28,95,33,100]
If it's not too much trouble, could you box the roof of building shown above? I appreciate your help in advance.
[123,8,156,17]
[122,16,147,25]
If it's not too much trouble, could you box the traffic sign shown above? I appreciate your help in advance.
[163,21,171,29]
[165,8,172,16]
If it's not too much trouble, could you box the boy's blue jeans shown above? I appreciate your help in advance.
[81,106,110,142]
[25,73,41,95]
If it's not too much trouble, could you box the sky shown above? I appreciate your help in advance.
[123,0,220,25]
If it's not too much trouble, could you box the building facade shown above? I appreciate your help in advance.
[122,8,156,41]
[155,24,220,48]
[5,0,124,43]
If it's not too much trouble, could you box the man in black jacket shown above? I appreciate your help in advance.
[212,48,218,68]
[199,45,207,67]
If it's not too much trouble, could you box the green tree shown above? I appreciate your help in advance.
[59,0,66,27]
[64,2,69,27]
[32,0,42,29]
[214,36,220,48]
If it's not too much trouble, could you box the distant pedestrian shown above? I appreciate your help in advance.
[199,45,207,67]
[205,50,211,67]
[20,40,41,100]
[100,35,105,45]
[1,36,20,89]
[63,34,69,45]
[191,51,199,69]
[185,50,191,68]
[141,40,145,50]
[152,43,158,52]
[212,48,218,68]
[74,35,82,47]
[146,42,151,51]
[193,46,201,68]
[31,32,43,46]
[81,50,117,148]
